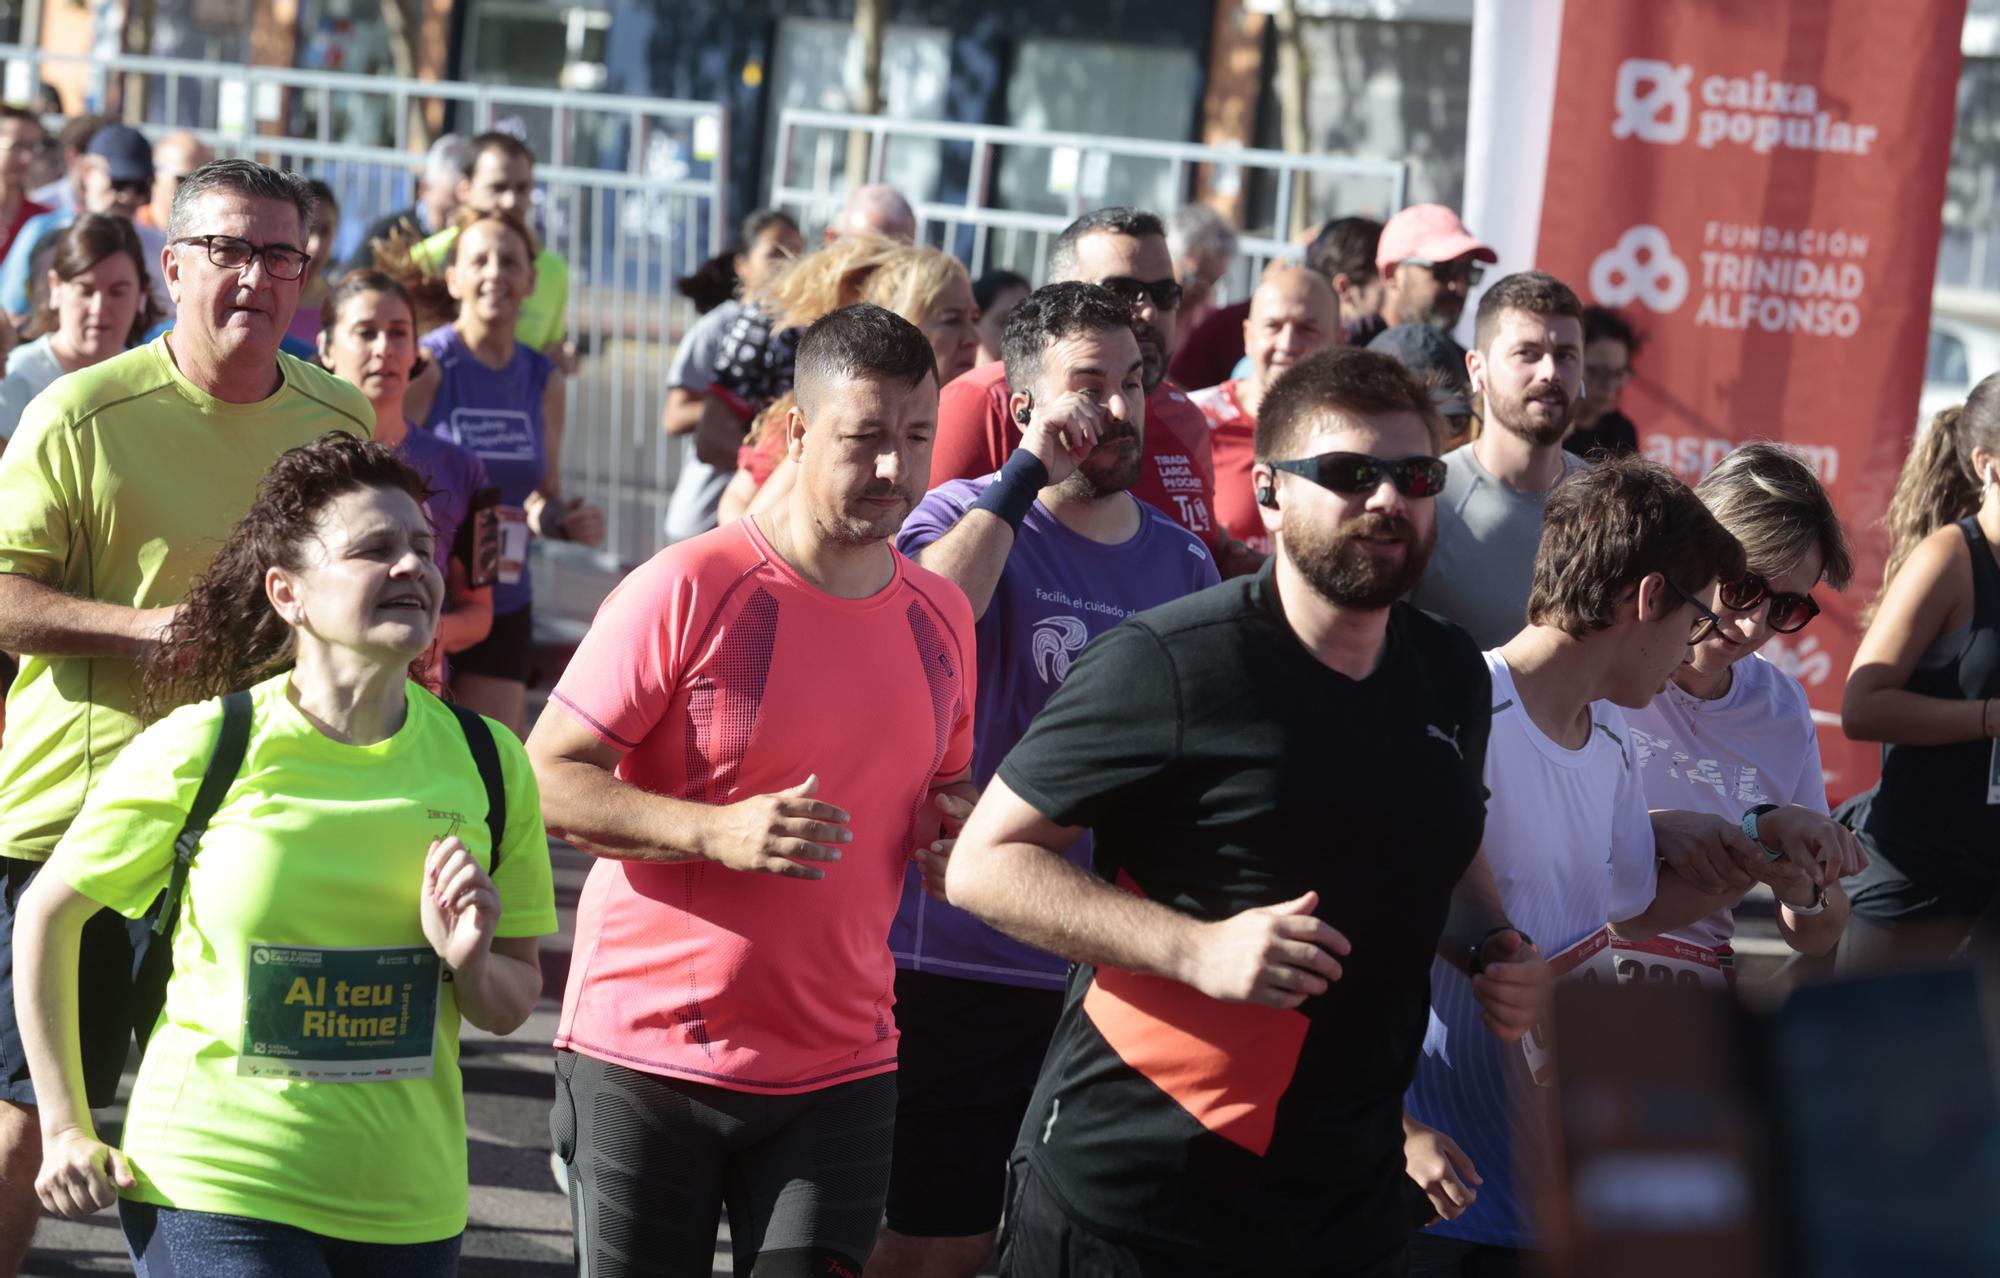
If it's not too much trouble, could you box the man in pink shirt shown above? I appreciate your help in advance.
[1189,265,1339,555]
[527,303,977,1277]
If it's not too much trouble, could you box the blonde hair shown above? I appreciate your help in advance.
[1695,441,1852,590]
[860,244,969,329]
[743,242,967,449]
[755,233,904,331]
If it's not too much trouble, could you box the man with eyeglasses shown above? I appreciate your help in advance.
[1403,453,1805,1277]
[942,347,1550,1276]
[1563,305,1643,458]
[1408,272,1588,650]
[0,124,173,328]
[932,206,1259,574]
[1351,204,1496,351]
[0,158,370,1268]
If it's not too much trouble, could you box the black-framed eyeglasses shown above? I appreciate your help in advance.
[172,233,312,281]
[1266,451,1448,499]
[1719,573,1821,634]
[1097,275,1184,312]
[1401,257,1485,288]
[1664,577,1723,644]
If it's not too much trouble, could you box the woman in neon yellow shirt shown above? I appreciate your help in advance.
[14,434,556,1274]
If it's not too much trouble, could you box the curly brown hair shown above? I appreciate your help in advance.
[139,433,435,720]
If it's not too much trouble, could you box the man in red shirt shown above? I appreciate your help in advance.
[930,206,1262,575]
[527,304,978,1277]
[1189,266,1339,554]
[0,107,49,267]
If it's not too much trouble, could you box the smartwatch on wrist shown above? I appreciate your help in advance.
[1468,926,1535,976]
[1784,881,1829,916]
[1740,803,1783,862]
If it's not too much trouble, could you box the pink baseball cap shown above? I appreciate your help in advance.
[1375,204,1497,276]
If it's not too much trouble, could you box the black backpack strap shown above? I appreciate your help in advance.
[447,702,508,872]
[153,689,253,936]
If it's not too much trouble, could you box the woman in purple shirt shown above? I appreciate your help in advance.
[405,208,603,734]
[318,269,493,689]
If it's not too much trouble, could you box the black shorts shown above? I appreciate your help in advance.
[885,969,1063,1237]
[2,857,149,1108]
[451,602,534,684]
[1836,791,1997,925]
[998,1157,1409,1278]
[551,1048,895,1277]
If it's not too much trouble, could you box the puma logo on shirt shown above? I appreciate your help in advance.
[1427,723,1465,760]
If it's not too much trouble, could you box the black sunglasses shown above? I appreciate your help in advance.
[1719,573,1821,634]
[1097,275,1184,312]
[110,177,153,196]
[1401,257,1485,287]
[1663,578,1723,644]
[1266,452,1448,499]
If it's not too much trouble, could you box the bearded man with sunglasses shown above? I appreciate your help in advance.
[1353,203,1497,350]
[0,158,368,1268]
[944,347,1550,1277]
[1409,271,1588,650]
[929,206,1265,575]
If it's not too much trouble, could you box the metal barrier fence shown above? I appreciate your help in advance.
[768,108,1408,300]
[0,45,726,577]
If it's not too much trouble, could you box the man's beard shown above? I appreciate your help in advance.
[821,482,914,545]
[1132,317,1171,392]
[1056,428,1144,500]
[1488,381,1577,447]
[1284,510,1436,609]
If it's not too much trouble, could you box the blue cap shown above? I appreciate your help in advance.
[87,125,154,184]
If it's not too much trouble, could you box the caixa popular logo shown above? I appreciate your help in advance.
[1612,59,1879,156]
[1590,225,1688,314]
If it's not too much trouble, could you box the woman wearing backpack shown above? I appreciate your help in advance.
[13,434,555,1275]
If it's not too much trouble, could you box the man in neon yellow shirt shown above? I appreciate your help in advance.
[0,157,372,1269]
[409,131,570,357]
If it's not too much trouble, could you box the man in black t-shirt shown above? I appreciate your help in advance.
[945,347,1552,1276]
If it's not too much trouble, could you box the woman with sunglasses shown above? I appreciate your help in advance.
[1624,443,1865,984]
[1840,374,2000,967]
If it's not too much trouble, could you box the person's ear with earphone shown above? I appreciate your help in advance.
[970,389,1110,532]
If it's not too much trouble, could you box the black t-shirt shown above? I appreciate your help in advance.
[996,564,1491,1270]
[1563,409,1639,458]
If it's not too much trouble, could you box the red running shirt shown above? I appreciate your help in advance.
[928,361,1220,547]
[1187,380,1266,555]
[551,518,976,1093]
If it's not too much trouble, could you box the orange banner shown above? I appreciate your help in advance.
[1532,1,1967,800]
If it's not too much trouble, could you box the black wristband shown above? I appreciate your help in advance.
[1468,925,1533,976]
[969,448,1049,531]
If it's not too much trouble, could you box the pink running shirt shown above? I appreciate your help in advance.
[551,518,976,1093]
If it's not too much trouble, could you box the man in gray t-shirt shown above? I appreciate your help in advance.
[1407,271,1589,649]
[1410,440,1583,648]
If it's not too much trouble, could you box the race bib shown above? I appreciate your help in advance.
[240,944,441,1081]
[1608,934,1729,992]
[497,506,529,586]
[1519,926,1614,1087]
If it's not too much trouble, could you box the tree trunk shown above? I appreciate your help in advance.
[1273,0,1310,239]
[845,0,887,194]
[380,0,434,149]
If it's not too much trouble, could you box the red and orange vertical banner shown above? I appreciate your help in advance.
[1467,0,1968,799]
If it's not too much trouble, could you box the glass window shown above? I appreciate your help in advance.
[1929,329,1971,387]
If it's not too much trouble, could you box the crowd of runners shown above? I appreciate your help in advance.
[0,134,1989,1278]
